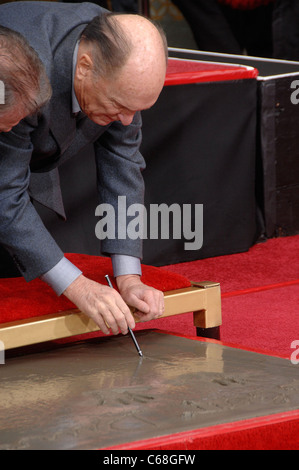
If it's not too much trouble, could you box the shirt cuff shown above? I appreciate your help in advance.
[111,254,142,277]
[40,254,141,296]
[40,257,82,296]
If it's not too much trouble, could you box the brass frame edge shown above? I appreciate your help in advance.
[0,283,222,350]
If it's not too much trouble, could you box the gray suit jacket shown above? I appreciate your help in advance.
[0,1,145,281]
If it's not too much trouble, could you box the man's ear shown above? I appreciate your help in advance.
[76,52,94,80]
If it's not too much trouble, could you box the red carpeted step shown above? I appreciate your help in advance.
[162,235,299,295]
[220,284,299,358]
[160,235,299,357]
[0,253,191,324]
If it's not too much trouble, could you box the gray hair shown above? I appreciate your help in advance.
[0,26,52,117]
[80,12,168,79]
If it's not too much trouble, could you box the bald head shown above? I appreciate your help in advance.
[81,12,168,76]
[109,14,167,112]
[75,12,168,126]
[112,13,168,68]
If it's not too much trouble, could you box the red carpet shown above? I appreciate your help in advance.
[150,235,299,359]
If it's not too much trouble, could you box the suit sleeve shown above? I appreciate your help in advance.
[0,121,64,281]
[94,112,146,259]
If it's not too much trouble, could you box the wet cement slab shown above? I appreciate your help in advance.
[0,330,299,450]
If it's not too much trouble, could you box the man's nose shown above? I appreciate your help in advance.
[117,112,135,126]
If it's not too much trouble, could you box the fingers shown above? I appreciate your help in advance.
[63,275,165,336]
[88,291,136,336]
[88,301,132,336]
[134,290,164,320]
[116,276,165,322]
[133,289,165,322]
[63,275,135,336]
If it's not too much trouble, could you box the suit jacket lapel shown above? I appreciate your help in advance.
[49,24,85,155]
[29,24,85,217]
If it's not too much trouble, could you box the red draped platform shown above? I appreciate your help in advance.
[0,253,222,350]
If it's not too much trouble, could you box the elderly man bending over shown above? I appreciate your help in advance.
[0,1,168,336]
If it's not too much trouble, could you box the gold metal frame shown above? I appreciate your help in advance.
[0,281,221,350]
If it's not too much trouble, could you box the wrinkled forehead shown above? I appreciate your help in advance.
[107,60,166,111]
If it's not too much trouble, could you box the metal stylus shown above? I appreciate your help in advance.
[105,274,143,357]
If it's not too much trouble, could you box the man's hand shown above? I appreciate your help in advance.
[116,274,165,322]
[63,274,135,336]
